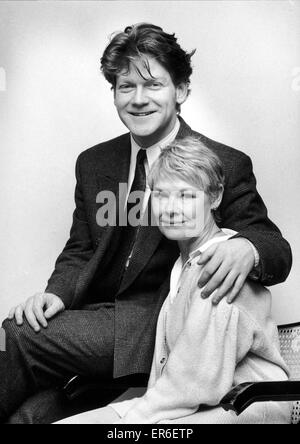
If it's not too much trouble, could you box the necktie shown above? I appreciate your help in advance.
[121,149,147,275]
[130,149,147,198]
[127,149,147,224]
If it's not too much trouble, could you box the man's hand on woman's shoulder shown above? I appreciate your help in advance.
[197,238,255,305]
[8,292,65,332]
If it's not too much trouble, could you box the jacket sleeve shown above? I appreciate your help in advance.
[219,153,292,285]
[45,154,94,308]
[118,295,256,424]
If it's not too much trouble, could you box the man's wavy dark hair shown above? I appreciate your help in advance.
[100,23,196,97]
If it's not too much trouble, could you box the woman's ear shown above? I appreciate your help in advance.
[211,185,224,211]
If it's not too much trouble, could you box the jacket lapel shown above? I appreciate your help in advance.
[94,134,131,239]
[117,213,162,296]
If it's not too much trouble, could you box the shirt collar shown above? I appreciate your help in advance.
[181,229,238,267]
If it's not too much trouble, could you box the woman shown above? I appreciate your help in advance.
[57,136,291,424]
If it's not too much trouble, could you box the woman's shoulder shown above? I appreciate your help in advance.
[179,250,273,328]
[185,270,272,322]
[233,280,272,326]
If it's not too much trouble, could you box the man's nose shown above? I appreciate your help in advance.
[131,86,149,106]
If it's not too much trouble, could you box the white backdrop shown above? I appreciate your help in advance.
[0,0,299,324]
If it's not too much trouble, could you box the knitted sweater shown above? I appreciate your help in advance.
[112,230,289,424]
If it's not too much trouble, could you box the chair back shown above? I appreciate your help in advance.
[278,322,300,424]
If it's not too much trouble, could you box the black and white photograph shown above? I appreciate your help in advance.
[0,0,299,426]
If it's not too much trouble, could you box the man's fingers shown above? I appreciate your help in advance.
[32,300,48,328]
[44,302,60,320]
[200,262,230,298]
[8,306,16,320]
[211,271,238,305]
[226,274,247,304]
[197,244,217,266]
[14,305,24,325]
[24,300,41,332]
[198,255,223,288]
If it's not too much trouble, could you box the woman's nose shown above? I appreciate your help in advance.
[165,195,180,215]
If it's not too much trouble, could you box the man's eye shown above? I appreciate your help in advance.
[119,84,133,91]
[148,82,162,89]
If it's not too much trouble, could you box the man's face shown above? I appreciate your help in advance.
[114,56,188,148]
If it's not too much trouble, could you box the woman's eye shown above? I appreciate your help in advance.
[153,191,168,199]
[181,192,196,199]
[153,191,161,199]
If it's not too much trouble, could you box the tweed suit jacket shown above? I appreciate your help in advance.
[46,117,292,378]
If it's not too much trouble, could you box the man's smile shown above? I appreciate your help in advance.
[128,111,157,117]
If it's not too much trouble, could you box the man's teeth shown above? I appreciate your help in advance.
[131,112,154,116]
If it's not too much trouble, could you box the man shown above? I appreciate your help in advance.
[0,23,292,423]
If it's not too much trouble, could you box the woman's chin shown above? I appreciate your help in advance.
[159,226,188,241]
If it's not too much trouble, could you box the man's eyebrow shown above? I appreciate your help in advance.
[146,77,167,83]
[117,76,133,82]
[117,75,168,85]
[118,80,134,85]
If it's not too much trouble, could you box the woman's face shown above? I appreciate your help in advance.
[151,175,214,241]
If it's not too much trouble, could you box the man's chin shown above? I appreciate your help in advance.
[129,125,157,138]
[123,118,159,136]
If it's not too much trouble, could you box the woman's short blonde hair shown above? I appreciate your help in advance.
[148,136,225,205]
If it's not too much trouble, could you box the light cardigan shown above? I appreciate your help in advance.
[111,230,290,424]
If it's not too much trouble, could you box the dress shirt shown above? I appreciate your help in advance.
[126,118,181,214]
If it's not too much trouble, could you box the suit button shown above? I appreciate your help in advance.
[160,358,166,365]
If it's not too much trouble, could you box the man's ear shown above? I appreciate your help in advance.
[176,82,189,106]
